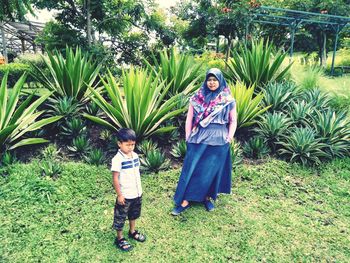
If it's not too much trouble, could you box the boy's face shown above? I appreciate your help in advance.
[118,140,136,155]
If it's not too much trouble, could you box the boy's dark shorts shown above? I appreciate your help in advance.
[112,196,142,231]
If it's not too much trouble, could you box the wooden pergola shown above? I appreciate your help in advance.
[0,20,44,62]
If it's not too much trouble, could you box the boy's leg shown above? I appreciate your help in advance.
[113,199,134,250]
[127,196,146,241]
[112,199,130,240]
[129,219,136,234]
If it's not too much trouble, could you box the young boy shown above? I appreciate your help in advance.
[111,128,146,252]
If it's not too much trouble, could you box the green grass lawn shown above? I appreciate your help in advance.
[1,158,350,262]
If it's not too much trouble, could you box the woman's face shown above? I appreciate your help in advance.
[206,75,220,91]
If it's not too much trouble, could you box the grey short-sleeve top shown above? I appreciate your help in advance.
[187,101,235,146]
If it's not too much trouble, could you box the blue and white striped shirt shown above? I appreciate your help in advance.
[111,150,142,199]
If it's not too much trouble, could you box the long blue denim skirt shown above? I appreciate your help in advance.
[173,142,232,206]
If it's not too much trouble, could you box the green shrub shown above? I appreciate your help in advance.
[1,151,17,166]
[137,139,158,155]
[230,82,270,129]
[170,140,187,159]
[85,68,185,139]
[40,159,62,179]
[299,89,331,111]
[255,112,292,152]
[41,144,61,161]
[0,63,31,86]
[61,118,87,138]
[84,148,105,166]
[31,46,101,102]
[141,149,170,173]
[194,51,225,72]
[278,127,328,166]
[230,140,243,167]
[288,100,312,127]
[0,72,61,152]
[311,109,350,158]
[243,137,270,159]
[47,96,82,120]
[225,39,292,88]
[263,81,297,112]
[67,135,91,156]
[144,47,203,97]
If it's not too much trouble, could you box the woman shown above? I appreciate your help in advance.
[172,68,237,216]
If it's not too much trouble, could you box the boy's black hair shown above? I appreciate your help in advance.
[117,128,136,142]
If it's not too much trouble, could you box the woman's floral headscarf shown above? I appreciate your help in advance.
[190,68,234,135]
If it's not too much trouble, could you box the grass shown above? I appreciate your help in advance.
[1,158,350,262]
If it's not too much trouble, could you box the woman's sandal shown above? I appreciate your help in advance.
[128,230,146,242]
[115,238,133,252]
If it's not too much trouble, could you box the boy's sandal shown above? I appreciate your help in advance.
[116,238,133,252]
[128,230,146,242]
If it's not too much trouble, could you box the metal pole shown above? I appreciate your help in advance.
[331,24,340,76]
[289,24,295,59]
[1,22,8,63]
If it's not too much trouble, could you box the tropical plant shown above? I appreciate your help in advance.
[144,47,203,96]
[262,81,297,112]
[67,135,91,156]
[225,39,292,88]
[31,46,101,102]
[255,112,292,152]
[230,82,270,129]
[170,139,187,159]
[85,101,103,117]
[288,100,312,127]
[137,139,158,155]
[311,109,350,158]
[40,160,62,179]
[299,89,331,111]
[85,68,186,139]
[230,140,243,167]
[46,96,82,119]
[84,148,105,166]
[243,137,270,159]
[0,72,62,151]
[61,118,87,138]
[1,151,17,166]
[41,144,61,161]
[140,149,170,173]
[100,129,112,142]
[278,127,329,166]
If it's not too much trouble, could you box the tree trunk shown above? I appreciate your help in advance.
[320,32,327,67]
[86,0,92,47]
[224,35,232,70]
[1,22,8,63]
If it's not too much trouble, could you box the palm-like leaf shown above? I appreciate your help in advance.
[230,82,270,129]
[85,68,186,139]
[262,81,297,112]
[278,127,329,166]
[225,39,292,88]
[255,112,292,152]
[0,72,62,151]
[144,47,203,96]
[31,46,101,103]
[311,109,350,158]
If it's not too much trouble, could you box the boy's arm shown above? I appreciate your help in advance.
[112,171,125,205]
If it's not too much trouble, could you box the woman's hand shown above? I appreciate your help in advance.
[226,136,233,143]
